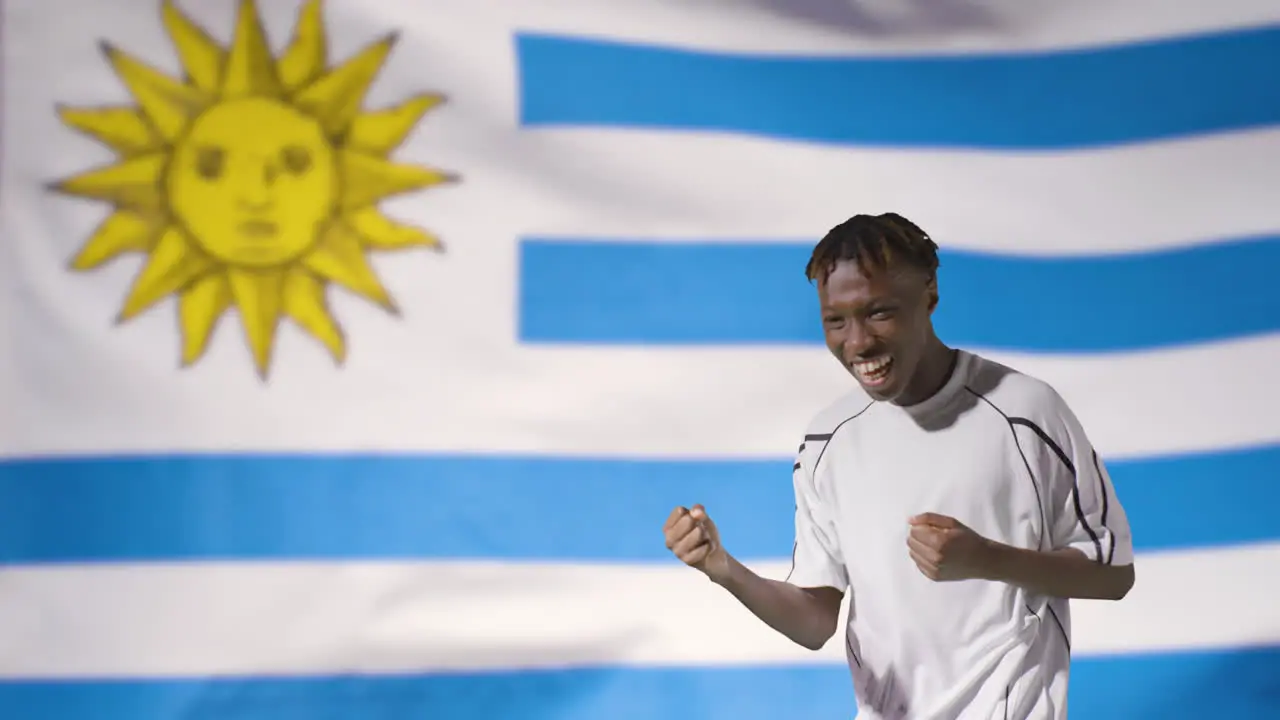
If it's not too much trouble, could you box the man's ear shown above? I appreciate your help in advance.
[926,275,939,313]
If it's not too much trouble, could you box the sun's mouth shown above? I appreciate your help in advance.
[238,219,279,238]
[851,355,894,386]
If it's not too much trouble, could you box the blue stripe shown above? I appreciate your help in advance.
[516,27,1280,149]
[3,646,1278,719]
[517,236,1280,351]
[0,444,1274,563]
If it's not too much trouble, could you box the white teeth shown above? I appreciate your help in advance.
[854,356,891,373]
[852,356,893,385]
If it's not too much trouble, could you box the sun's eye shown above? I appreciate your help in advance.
[281,145,312,175]
[194,146,225,181]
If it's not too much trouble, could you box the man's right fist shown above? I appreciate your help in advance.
[663,504,730,582]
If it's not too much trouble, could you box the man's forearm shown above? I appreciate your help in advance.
[982,543,1135,600]
[714,555,842,651]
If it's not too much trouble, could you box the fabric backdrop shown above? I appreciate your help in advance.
[1,0,1277,717]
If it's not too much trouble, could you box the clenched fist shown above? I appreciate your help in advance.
[907,512,995,582]
[664,504,730,582]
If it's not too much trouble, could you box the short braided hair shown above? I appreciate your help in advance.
[805,212,939,283]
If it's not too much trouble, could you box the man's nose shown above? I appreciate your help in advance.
[840,322,877,358]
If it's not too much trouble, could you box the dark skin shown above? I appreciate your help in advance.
[816,256,952,406]
[663,257,1132,653]
[820,257,1134,599]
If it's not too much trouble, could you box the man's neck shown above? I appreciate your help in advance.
[894,339,957,407]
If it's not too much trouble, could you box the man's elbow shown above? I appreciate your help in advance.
[793,585,844,650]
[792,613,839,651]
[797,628,836,652]
[1102,563,1135,601]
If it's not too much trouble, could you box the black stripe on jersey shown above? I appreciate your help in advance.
[785,400,876,584]
[1025,601,1072,655]
[810,401,876,478]
[845,628,863,667]
[1092,449,1117,566]
[965,388,1049,551]
[967,388,1106,564]
[1007,417,1105,565]
[1046,603,1071,654]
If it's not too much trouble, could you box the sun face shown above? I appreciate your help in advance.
[168,97,339,268]
[52,0,452,377]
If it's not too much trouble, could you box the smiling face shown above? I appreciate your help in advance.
[817,257,939,403]
[167,97,338,268]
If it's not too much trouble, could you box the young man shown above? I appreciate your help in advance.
[663,213,1136,719]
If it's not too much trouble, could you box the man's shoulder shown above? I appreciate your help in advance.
[804,388,876,438]
[964,351,1070,420]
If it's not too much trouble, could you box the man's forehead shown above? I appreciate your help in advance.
[819,258,929,291]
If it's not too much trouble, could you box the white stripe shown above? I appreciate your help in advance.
[3,334,1277,461]
[32,0,1277,64]
[1,543,1275,677]
[465,0,1279,56]
[512,128,1280,255]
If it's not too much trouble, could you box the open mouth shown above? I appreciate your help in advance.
[852,356,894,387]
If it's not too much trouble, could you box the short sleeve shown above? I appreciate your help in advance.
[785,439,849,589]
[1032,394,1135,567]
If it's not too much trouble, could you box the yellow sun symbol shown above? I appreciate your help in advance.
[52,0,453,378]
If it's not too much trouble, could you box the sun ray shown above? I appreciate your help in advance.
[339,149,452,211]
[228,268,286,377]
[52,154,167,214]
[278,0,326,94]
[161,0,224,93]
[119,227,215,321]
[102,43,210,141]
[219,0,283,99]
[301,221,395,311]
[348,206,442,252]
[347,93,443,157]
[57,105,162,157]
[294,33,396,138]
[179,273,233,366]
[71,210,166,270]
[283,268,346,362]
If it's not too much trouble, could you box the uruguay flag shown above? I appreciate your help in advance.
[1,1,1278,718]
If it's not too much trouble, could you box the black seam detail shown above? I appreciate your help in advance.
[970,390,1105,565]
[1093,450,1109,527]
[1010,418,1075,475]
[1004,684,1011,720]
[965,388,1048,550]
[786,445,805,578]
[845,628,862,667]
[1008,417,1104,564]
[1093,449,1117,566]
[1046,603,1071,653]
[810,401,876,479]
[785,400,875,582]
